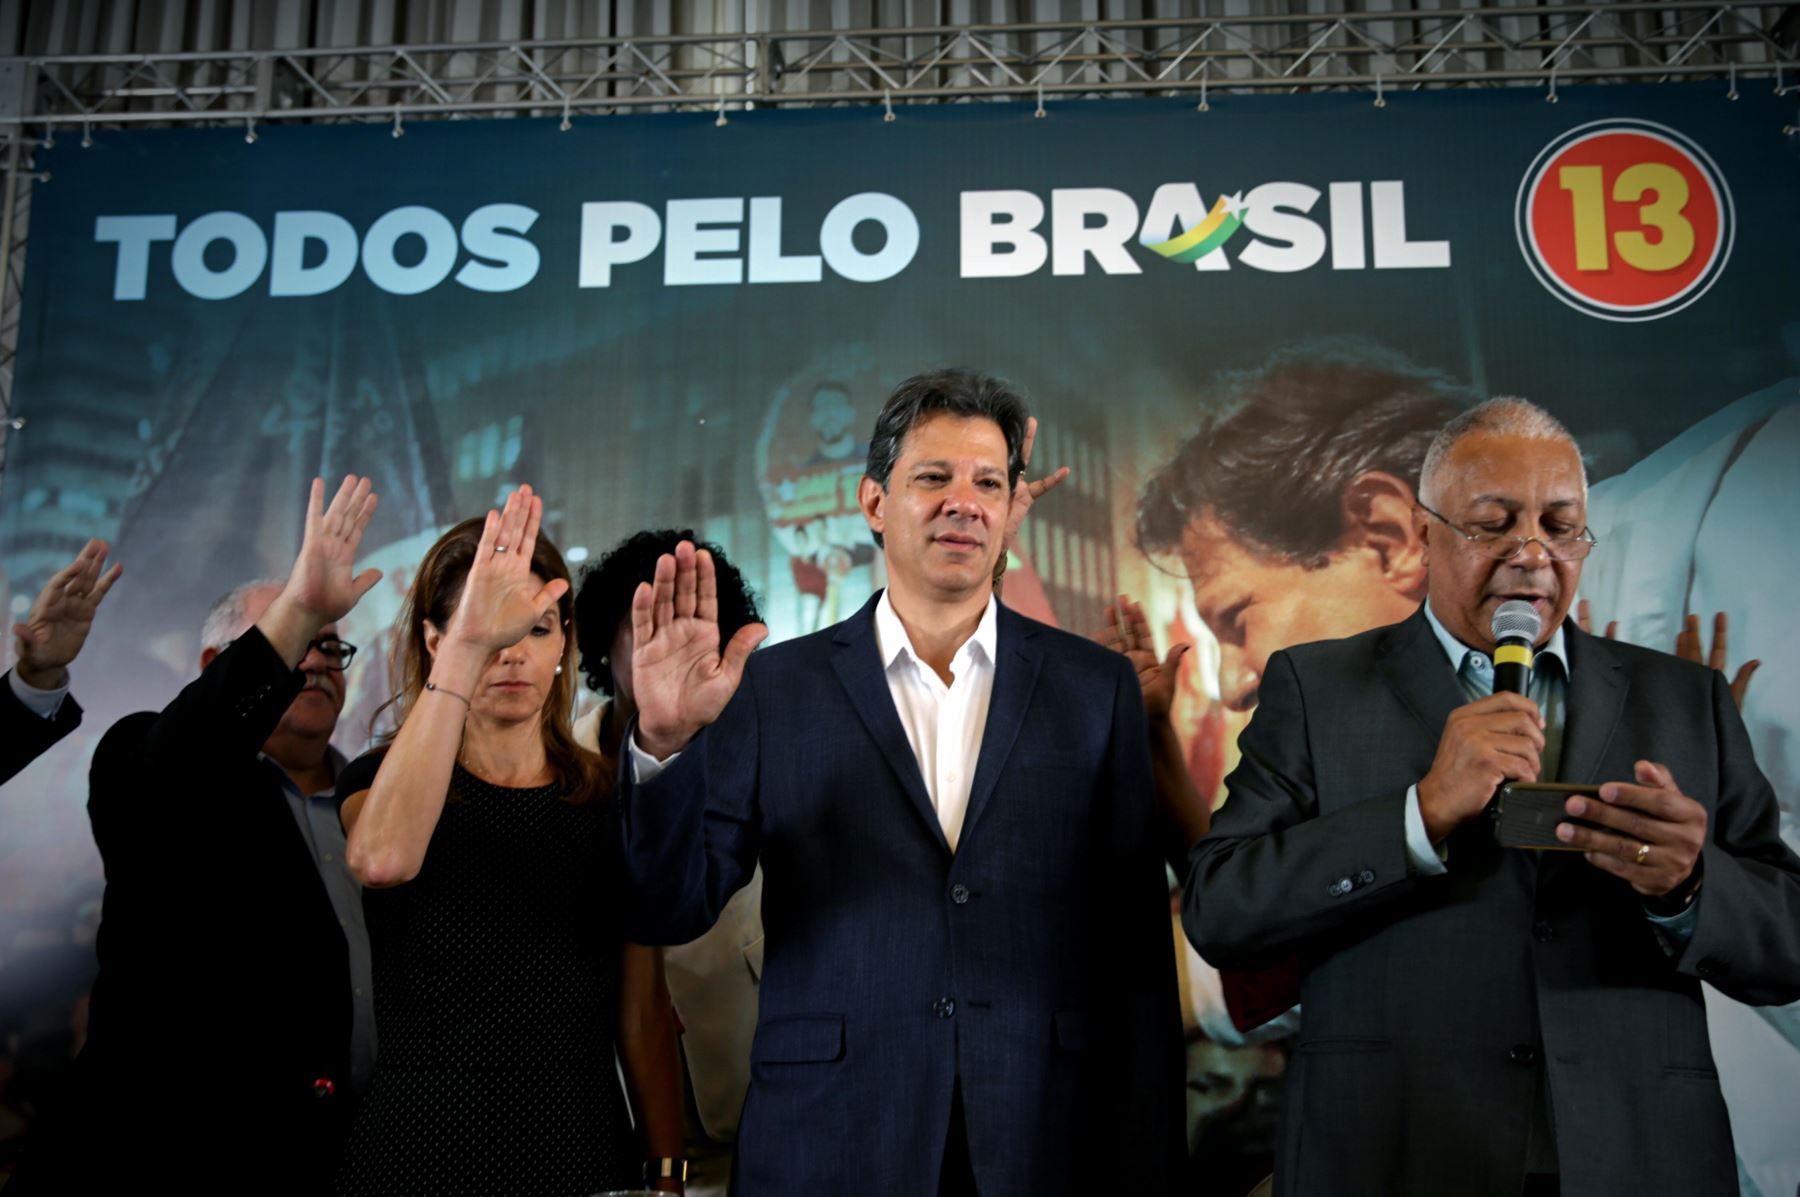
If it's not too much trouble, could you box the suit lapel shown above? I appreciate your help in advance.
[959,605,1044,849]
[1557,621,1627,787]
[829,594,950,855]
[1375,607,1466,744]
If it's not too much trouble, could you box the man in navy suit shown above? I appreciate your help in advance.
[617,369,1184,1197]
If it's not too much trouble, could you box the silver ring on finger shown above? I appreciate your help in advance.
[494,545,509,554]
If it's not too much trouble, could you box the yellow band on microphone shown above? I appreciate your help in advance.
[1494,644,1534,668]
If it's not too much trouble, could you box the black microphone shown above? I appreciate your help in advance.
[1490,600,1542,696]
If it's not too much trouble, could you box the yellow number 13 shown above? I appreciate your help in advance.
[1558,163,1694,273]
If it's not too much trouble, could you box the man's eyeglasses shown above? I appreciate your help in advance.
[1416,503,1598,562]
[307,637,358,667]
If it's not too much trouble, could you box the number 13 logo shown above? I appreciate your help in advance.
[1516,120,1734,322]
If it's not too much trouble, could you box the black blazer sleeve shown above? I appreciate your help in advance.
[0,670,83,785]
[1669,669,1800,1006]
[1182,648,1428,968]
[88,630,304,847]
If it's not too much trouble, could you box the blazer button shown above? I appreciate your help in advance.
[1507,1044,1538,1066]
[1532,920,1555,943]
[1358,869,1376,885]
[932,997,956,1019]
[950,884,970,905]
[1696,957,1726,978]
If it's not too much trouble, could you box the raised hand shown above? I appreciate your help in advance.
[11,538,123,688]
[1096,594,1190,721]
[255,477,382,668]
[443,485,567,653]
[281,476,383,624]
[631,540,769,760]
[1675,612,1758,711]
[1000,416,1072,559]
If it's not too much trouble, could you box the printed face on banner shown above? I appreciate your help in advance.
[863,414,1011,604]
[757,369,884,634]
[1179,511,1423,712]
[1421,433,1587,651]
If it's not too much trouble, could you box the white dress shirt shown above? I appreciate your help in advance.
[870,590,998,853]
[630,590,1000,853]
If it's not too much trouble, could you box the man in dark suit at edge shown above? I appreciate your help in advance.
[616,369,1184,1197]
[13,477,382,1194]
[2,539,121,785]
[1185,397,1800,1197]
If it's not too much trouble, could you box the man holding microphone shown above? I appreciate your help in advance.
[1186,398,1800,1197]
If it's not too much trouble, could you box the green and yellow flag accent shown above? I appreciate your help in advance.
[1141,193,1246,263]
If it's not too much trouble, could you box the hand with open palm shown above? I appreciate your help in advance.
[631,540,768,760]
[257,476,383,666]
[1097,593,1191,721]
[11,539,123,689]
[442,485,567,653]
[1001,416,1072,563]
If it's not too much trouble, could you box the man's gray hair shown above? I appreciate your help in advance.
[199,579,286,650]
[1418,396,1587,508]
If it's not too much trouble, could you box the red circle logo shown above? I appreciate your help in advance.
[1515,120,1733,321]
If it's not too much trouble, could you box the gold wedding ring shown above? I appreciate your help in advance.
[1634,842,1651,866]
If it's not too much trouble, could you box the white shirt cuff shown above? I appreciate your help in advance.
[1404,783,1450,876]
[8,667,69,720]
[627,731,679,783]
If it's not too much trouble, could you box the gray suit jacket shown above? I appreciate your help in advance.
[1185,608,1800,1197]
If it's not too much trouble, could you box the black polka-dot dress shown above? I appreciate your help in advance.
[335,756,639,1196]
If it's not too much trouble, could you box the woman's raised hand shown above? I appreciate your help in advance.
[444,485,568,652]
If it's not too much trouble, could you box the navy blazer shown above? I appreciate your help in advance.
[1186,609,1800,1197]
[619,593,1184,1197]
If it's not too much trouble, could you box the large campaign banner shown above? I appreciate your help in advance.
[2,84,1796,1191]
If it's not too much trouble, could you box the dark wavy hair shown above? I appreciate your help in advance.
[573,529,762,697]
[1136,339,1474,567]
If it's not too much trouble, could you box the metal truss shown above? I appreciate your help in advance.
[7,2,1797,131]
[0,133,29,473]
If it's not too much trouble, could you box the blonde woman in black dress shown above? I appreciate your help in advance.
[338,486,684,1195]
